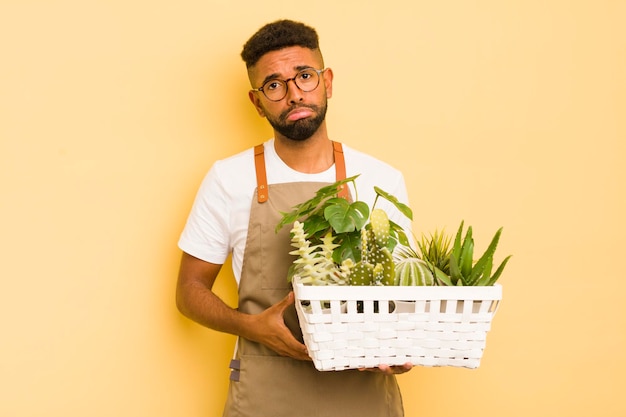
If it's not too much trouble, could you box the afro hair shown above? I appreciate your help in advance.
[241,19,320,68]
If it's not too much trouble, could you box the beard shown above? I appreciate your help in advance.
[266,100,328,141]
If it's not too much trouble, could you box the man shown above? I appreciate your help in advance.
[176,19,413,417]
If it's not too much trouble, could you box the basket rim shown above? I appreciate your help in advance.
[293,282,502,301]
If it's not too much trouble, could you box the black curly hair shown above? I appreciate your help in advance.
[241,19,321,68]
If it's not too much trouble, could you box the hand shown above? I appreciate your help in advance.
[359,362,413,375]
[247,292,311,362]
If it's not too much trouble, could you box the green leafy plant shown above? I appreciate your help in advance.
[277,175,413,285]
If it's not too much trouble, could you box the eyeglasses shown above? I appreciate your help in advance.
[252,68,326,102]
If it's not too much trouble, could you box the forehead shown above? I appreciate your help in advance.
[248,46,323,83]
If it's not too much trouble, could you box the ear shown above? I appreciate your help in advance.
[248,90,266,118]
[322,67,334,99]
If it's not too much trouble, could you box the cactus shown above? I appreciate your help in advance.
[392,245,435,286]
[394,257,434,286]
[348,211,396,286]
[349,229,374,285]
[370,209,390,247]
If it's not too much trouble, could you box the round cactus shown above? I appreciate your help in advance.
[394,257,434,286]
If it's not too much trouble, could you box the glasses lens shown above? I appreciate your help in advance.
[262,80,287,101]
[294,69,320,92]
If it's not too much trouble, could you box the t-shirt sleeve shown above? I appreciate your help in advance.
[178,163,231,264]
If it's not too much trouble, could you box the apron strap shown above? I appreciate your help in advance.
[254,141,348,203]
[254,144,269,203]
[332,141,349,200]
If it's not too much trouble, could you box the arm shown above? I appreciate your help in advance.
[175,252,310,361]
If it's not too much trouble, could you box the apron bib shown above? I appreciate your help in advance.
[222,142,404,417]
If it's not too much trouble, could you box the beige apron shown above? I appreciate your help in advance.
[222,142,404,417]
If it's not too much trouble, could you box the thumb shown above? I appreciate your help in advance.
[275,291,296,314]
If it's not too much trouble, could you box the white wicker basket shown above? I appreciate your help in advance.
[293,282,502,371]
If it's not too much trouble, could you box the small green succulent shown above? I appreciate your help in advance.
[416,229,452,276]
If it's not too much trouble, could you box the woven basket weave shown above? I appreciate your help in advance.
[293,282,502,371]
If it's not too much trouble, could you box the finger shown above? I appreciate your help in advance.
[274,291,295,313]
[358,363,413,374]
[278,340,310,361]
[378,364,393,375]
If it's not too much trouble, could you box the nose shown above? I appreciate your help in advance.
[285,78,304,103]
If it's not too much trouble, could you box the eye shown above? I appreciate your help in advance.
[264,80,283,91]
[298,70,314,81]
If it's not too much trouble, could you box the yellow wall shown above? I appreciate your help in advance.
[1,1,624,416]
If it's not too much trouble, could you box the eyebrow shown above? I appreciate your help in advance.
[260,65,315,86]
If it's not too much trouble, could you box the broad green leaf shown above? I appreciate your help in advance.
[392,227,410,247]
[324,199,369,233]
[314,175,360,199]
[275,175,360,233]
[303,214,330,237]
[373,186,413,220]
[333,232,362,263]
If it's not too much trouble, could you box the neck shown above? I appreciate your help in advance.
[274,126,334,174]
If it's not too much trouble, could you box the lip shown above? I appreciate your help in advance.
[285,107,314,121]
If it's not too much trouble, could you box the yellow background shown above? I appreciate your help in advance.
[1,1,624,416]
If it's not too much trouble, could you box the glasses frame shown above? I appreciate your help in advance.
[251,68,327,102]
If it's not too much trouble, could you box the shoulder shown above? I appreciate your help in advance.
[194,144,263,202]
[211,146,255,175]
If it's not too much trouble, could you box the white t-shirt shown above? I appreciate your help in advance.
[178,139,412,284]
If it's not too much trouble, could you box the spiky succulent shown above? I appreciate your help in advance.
[288,221,353,285]
[416,229,452,275]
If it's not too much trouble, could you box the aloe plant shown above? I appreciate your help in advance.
[444,221,512,286]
